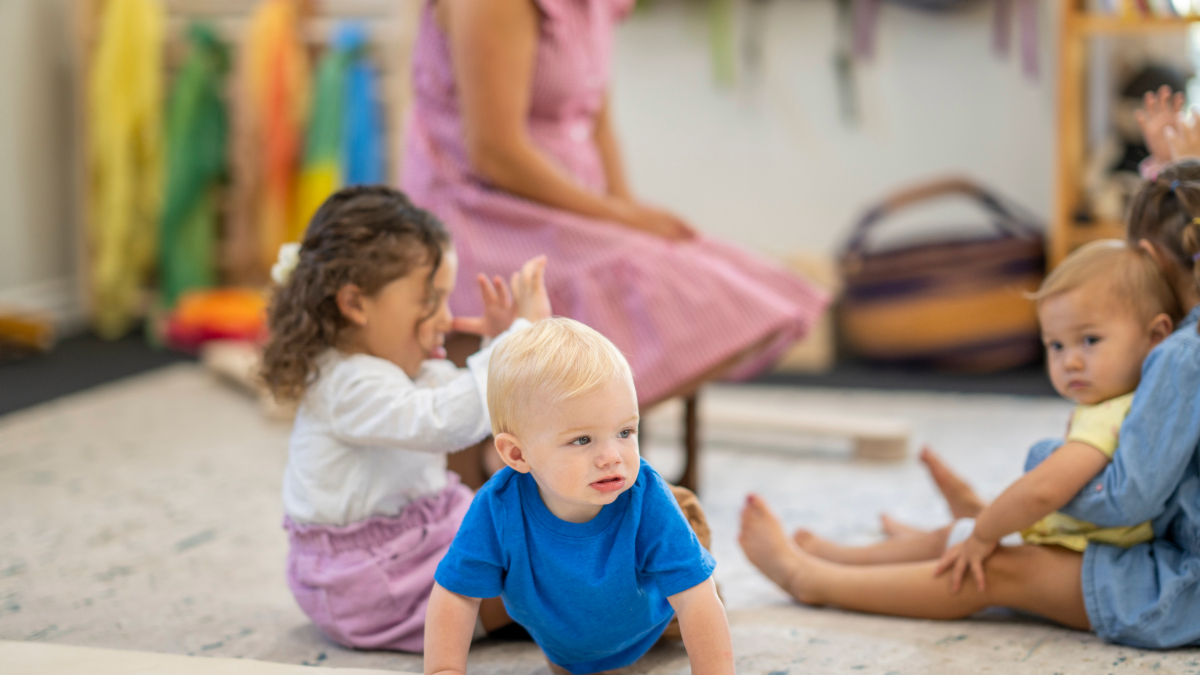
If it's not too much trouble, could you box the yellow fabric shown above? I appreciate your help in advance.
[87,0,164,338]
[1022,392,1151,552]
[1022,512,1153,552]
[294,162,339,239]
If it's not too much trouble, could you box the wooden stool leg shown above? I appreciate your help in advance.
[679,392,700,493]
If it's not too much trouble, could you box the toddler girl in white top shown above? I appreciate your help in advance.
[260,185,551,652]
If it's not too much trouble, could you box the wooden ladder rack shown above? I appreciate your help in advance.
[71,0,422,325]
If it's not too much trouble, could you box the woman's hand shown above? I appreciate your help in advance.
[1136,85,1186,166]
[511,255,552,324]
[934,533,998,593]
[611,201,697,241]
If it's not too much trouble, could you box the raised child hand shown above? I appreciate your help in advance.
[1136,85,1185,166]
[452,274,517,339]
[1166,108,1200,162]
[933,533,997,593]
[510,256,552,323]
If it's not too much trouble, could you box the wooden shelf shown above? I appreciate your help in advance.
[1066,218,1127,251]
[1051,2,1195,268]
[1069,15,1200,34]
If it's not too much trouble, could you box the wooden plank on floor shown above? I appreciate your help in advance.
[0,641,416,675]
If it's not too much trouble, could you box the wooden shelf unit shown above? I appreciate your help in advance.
[1053,2,1200,268]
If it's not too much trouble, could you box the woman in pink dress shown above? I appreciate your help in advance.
[400,0,828,408]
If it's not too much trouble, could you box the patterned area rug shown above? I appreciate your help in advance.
[1,365,1196,673]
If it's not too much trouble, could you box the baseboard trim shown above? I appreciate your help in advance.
[0,277,86,335]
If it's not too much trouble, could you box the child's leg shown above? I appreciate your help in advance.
[920,447,985,519]
[669,485,712,549]
[792,524,951,565]
[446,440,488,490]
[447,437,506,490]
[739,495,1089,630]
[660,485,715,642]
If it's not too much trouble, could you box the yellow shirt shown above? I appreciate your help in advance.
[1021,393,1154,552]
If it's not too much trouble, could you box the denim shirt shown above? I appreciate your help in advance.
[1048,305,1200,556]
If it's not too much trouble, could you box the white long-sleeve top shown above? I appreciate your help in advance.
[282,319,530,526]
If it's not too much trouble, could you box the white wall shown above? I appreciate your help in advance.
[0,0,78,326]
[611,0,1057,257]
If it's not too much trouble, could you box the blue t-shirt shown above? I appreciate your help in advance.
[435,458,716,674]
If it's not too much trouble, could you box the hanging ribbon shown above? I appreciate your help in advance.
[852,0,1038,80]
[991,0,1038,79]
[854,0,881,59]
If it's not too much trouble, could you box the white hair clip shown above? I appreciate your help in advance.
[271,243,302,285]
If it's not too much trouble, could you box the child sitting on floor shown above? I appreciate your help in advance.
[742,238,1180,594]
[260,185,552,652]
[424,318,733,675]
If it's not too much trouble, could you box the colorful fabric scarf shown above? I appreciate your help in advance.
[160,24,229,308]
[227,0,310,282]
[87,0,164,338]
[294,23,384,232]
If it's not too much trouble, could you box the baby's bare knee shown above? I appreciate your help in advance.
[979,546,1046,603]
[984,546,1031,579]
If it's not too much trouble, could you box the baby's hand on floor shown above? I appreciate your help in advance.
[453,274,518,338]
[511,256,552,324]
[934,534,997,593]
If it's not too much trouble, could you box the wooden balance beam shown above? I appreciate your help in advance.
[1,640,414,675]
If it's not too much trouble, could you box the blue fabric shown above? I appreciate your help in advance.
[435,458,716,674]
[1023,306,1200,648]
[336,24,384,186]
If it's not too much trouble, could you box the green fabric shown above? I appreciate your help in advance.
[160,24,229,307]
[303,45,356,167]
[294,38,358,232]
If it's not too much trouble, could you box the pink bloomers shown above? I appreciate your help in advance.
[283,475,473,652]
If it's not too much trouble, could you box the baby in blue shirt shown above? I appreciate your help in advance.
[424,318,733,675]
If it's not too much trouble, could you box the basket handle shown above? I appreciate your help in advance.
[842,176,1041,260]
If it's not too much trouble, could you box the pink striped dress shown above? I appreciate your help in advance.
[400,0,829,405]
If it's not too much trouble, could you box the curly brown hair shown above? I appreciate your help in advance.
[1128,160,1200,302]
[260,185,451,401]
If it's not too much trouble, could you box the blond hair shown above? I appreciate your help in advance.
[488,318,633,436]
[1033,239,1181,323]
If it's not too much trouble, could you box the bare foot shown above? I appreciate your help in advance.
[792,527,821,552]
[920,447,984,519]
[880,514,923,539]
[792,528,867,565]
[739,495,821,604]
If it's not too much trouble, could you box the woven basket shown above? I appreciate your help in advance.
[838,178,1045,372]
